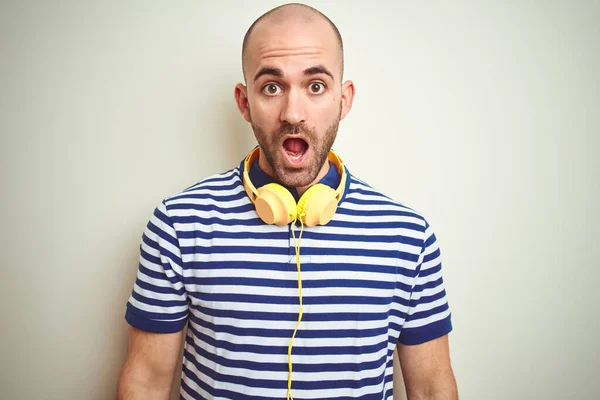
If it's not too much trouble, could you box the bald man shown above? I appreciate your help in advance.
[117,4,457,400]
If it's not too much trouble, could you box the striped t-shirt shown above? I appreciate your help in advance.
[125,155,453,399]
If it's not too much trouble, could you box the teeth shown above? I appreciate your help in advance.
[290,153,302,160]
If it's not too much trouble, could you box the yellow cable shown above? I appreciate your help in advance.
[287,217,304,400]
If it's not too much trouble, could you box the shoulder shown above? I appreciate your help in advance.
[344,173,430,226]
[161,166,244,207]
[145,166,248,226]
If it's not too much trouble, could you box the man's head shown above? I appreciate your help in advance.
[235,3,355,190]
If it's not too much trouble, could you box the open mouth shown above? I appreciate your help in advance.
[282,138,309,164]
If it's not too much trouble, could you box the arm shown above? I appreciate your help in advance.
[397,335,458,400]
[118,201,189,398]
[116,326,184,400]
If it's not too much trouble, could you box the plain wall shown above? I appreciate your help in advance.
[1,1,598,399]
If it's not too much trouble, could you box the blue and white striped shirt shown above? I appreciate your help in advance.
[125,155,452,399]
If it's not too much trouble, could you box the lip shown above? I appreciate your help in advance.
[280,136,310,168]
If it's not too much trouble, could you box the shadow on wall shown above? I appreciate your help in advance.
[218,79,257,171]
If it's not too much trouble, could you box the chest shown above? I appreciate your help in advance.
[180,224,403,322]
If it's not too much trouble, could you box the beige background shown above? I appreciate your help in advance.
[1,1,599,399]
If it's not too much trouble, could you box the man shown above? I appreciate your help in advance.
[117,3,457,400]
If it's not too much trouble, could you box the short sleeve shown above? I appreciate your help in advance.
[125,201,189,333]
[398,221,453,345]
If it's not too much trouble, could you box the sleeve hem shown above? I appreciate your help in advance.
[125,307,187,334]
[398,315,453,346]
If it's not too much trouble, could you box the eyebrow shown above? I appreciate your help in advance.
[303,65,334,81]
[253,65,335,82]
[253,67,283,82]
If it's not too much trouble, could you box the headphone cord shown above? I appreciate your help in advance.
[287,217,305,400]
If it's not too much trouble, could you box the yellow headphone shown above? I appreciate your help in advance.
[242,146,347,227]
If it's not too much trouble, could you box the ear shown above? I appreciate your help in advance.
[234,83,251,123]
[340,80,355,121]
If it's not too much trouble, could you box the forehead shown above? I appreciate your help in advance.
[245,19,341,81]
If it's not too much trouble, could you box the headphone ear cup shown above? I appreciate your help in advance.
[297,184,338,227]
[255,183,297,226]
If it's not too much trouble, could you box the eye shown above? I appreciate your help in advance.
[262,83,282,96]
[308,82,325,94]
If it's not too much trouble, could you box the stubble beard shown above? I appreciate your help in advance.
[249,106,342,188]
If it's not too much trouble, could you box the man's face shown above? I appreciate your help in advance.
[236,18,354,189]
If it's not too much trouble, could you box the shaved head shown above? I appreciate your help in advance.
[242,3,344,82]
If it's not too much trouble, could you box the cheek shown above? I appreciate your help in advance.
[251,99,280,124]
[313,99,341,127]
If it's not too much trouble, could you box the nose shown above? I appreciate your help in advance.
[280,88,307,126]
